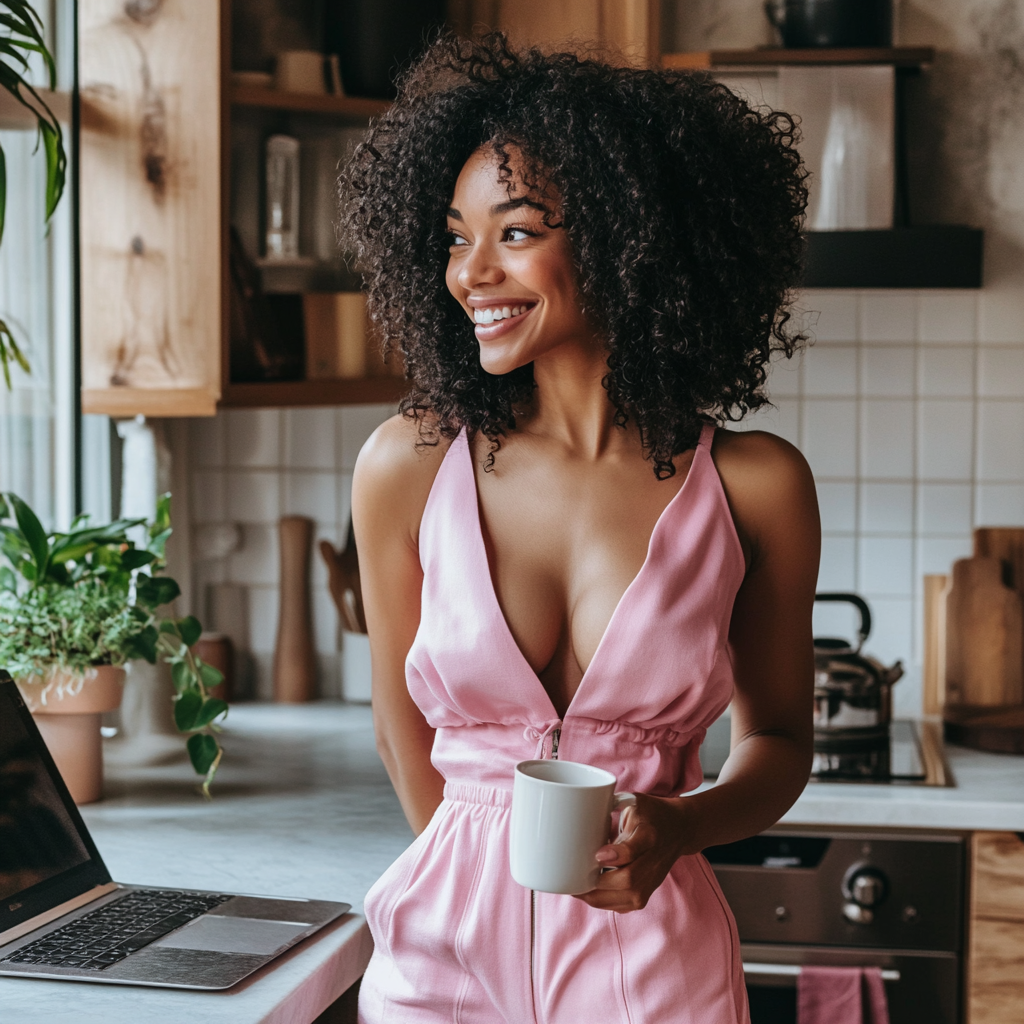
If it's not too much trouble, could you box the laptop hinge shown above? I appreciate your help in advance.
[0,882,119,949]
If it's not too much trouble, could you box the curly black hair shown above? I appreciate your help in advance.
[341,34,808,477]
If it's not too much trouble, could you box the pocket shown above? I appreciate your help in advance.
[364,801,449,959]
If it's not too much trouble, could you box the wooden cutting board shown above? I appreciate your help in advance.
[975,527,1024,592]
[944,704,1024,755]
[945,556,1024,707]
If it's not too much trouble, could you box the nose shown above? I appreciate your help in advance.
[457,239,505,291]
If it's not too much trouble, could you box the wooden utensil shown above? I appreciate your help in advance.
[945,556,1024,707]
[320,519,367,635]
[974,527,1024,693]
[274,516,318,702]
[922,574,948,716]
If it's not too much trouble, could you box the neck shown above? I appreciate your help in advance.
[521,337,631,459]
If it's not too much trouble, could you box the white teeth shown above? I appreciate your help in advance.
[473,304,531,324]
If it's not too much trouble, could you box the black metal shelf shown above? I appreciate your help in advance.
[803,227,984,289]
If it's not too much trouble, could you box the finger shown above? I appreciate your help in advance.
[574,887,647,913]
[596,823,657,866]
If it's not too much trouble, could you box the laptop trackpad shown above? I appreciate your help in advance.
[154,915,308,955]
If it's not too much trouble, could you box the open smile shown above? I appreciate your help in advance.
[472,302,537,340]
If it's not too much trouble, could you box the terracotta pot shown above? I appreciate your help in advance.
[17,666,126,805]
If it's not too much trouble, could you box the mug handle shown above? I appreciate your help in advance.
[612,792,636,811]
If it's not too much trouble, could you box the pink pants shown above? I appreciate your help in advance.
[358,784,749,1024]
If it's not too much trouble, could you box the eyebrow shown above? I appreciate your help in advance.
[446,197,550,221]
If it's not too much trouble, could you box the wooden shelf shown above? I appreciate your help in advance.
[664,47,935,70]
[219,377,408,409]
[231,85,389,119]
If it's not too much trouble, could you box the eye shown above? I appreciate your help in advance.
[504,227,532,242]
[448,232,469,248]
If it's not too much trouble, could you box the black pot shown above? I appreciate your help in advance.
[765,0,892,48]
[813,593,904,737]
[324,0,446,100]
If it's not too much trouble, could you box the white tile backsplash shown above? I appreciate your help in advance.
[817,481,858,533]
[340,405,394,470]
[859,536,914,596]
[803,345,858,396]
[226,409,282,467]
[818,535,857,591]
[917,401,974,481]
[977,401,1024,481]
[975,484,1024,526]
[803,399,857,477]
[191,470,227,524]
[978,347,1024,398]
[801,290,857,342]
[227,470,281,523]
[285,408,338,469]
[918,291,978,343]
[190,415,226,468]
[859,292,916,342]
[247,585,279,655]
[860,400,913,479]
[917,483,973,535]
[860,482,914,535]
[918,347,974,398]
[860,346,914,398]
[917,536,973,576]
[285,471,339,521]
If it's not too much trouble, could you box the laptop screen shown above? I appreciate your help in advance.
[0,675,111,936]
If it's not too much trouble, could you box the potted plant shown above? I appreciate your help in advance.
[0,492,228,801]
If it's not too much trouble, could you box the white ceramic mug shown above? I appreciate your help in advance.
[509,759,636,895]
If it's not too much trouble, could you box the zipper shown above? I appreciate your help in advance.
[531,725,560,1021]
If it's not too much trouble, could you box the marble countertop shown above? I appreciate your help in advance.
[4,702,1023,1022]
[0,703,411,1024]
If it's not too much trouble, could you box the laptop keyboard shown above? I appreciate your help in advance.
[1,889,233,971]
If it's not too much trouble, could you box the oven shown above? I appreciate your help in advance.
[704,828,965,1024]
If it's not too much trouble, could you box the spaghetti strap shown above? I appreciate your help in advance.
[698,421,716,450]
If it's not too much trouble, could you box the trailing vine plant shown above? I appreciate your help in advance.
[0,492,227,796]
[0,1,68,385]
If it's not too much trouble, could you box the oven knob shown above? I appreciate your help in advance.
[841,865,888,925]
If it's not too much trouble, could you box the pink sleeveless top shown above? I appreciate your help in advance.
[406,422,746,800]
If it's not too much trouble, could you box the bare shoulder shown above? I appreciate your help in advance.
[353,413,455,542]
[710,428,819,564]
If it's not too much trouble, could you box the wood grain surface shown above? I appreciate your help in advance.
[923,573,948,715]
[945,557,1024,707]
[273,516,318,703]
[969,832,1024,1024]
[79,0,222,416]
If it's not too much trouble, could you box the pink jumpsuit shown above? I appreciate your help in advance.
[359,423,750,1024]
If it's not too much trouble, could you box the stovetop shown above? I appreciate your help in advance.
[700,718,951,787]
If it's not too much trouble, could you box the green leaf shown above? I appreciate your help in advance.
[159,619,181,638]
[178,615,202,648]
[0,493,8,519]
[195,698,228,729]
[198,661,224,690]
[154,493,172,534]
[123,624,159,663]
[0,565,15,592]
[10,494,47,583]
[170,659,192,694]
[135,574,181,609]
[186,733,219,776]
[118,548,156,571]
[174,689,203,732]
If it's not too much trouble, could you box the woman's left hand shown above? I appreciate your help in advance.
[574,793,691,913]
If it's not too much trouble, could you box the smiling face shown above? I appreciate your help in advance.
[445,145,598,376]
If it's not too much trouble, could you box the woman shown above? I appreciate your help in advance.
[345,34,819,1024]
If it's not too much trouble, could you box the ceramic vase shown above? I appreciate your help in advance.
[17,666,126,805]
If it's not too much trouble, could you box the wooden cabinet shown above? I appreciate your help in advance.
[968,832,1024,1023]
[79,0,225,417]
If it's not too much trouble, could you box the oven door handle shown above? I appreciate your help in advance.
[743,962,900,983]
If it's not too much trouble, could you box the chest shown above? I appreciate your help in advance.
[471,439,693,695]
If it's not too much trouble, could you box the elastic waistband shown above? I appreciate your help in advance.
[443,781,512,808]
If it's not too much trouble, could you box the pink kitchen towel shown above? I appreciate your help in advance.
[797,966,891,1024]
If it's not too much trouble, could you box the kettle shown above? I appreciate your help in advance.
[765,0,892,49]
[814,593,904,735]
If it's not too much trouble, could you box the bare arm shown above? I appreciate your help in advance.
[352,416,448,835]
[578,430,819,912]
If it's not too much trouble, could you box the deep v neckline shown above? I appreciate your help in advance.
[462,430,707,721]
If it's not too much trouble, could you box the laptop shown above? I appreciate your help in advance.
[0,672,350,990]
